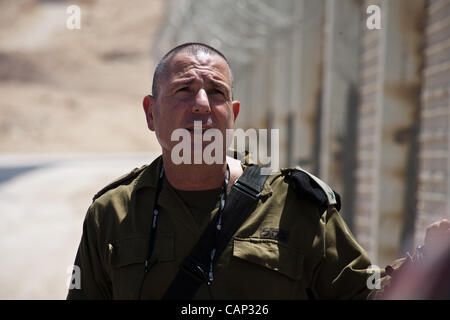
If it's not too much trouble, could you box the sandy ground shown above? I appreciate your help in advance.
[0,0,163,152]
[0,0,165,299]
[0,153,160,299]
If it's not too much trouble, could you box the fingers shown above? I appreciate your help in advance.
[424,219,450,257]
[425,219,450,241]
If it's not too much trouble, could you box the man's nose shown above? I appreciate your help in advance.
[192,89,211,114]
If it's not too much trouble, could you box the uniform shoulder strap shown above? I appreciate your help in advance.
[284,167,341,212]
[92,165,147,201]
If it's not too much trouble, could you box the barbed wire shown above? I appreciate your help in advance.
[153,0,301,65]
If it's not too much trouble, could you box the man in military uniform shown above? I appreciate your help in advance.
[67,42,449,300]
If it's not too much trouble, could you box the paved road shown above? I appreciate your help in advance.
[0,153,159,299]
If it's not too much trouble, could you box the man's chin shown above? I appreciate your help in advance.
[167,147,227,165]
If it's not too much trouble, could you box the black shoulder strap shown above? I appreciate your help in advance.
[288,169,341,212]
[162,164,269,300]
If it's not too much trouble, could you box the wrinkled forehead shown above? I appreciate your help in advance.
[165,51,232,84]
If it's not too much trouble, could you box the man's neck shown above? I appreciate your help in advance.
[162,151,243,191]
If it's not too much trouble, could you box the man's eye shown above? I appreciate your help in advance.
[211,89,225,96]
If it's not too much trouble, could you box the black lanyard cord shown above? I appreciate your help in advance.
[145,165,165,273]
[138,166,164,300]
[139,164,230,299]
[142,164,229,276]
[208,166,229,285]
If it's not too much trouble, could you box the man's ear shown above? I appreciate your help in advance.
[143,95,156,131]
[232,100,240,121]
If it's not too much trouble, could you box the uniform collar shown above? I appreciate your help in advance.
[134,154,163,190]
[133,154,273,198]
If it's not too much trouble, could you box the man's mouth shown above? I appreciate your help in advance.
[186,125,213,133]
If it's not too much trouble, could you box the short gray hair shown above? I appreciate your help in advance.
[151,42,233,99]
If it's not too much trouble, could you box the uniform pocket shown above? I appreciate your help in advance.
[232,237,303,280]
[108,233,175,299]
[109,233,174,268]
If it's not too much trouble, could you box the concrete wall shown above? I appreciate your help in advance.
[416,0,450,246]
[153,0,450,266]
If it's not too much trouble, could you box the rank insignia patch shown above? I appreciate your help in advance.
[260,228,289,241]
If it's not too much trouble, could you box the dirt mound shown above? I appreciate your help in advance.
[0,0,164,153]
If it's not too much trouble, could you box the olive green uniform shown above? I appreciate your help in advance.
[67,155,374,299]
